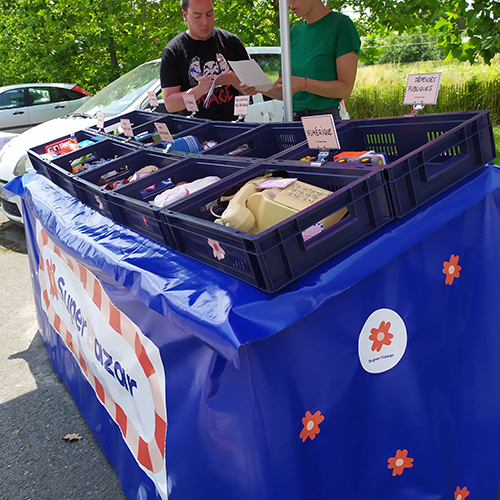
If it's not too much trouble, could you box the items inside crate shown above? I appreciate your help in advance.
[78,149,181,191]
[127,114,207,146]
[168,163,391,239]
[51,139,138,176]
[200,122,307,159]
[107,157,253,246]
[205,171,349,235]
[112,156,253,208]
[156,121,260,155]
[34,130,104,160]
[161,163,393,292]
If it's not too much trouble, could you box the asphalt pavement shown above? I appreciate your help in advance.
[0,211,127,500]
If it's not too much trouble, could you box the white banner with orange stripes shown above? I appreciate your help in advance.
[35,220,168,499]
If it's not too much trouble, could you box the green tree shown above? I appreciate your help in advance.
[378,33,445,64]
[433,0,500,64]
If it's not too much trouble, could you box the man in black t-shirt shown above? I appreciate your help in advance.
[160,0,249,121]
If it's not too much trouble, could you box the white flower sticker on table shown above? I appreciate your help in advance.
[358,308,407,374]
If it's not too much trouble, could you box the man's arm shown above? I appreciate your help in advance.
[162,75,214,113]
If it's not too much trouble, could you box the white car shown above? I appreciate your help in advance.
[0,60,163,223]
[0,83,91,134]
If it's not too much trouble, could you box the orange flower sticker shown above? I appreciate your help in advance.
[454,486,470,499]
[369,321,393,352]
[442,254,461,285]
[387,449,414,476]
[299,410,324,442]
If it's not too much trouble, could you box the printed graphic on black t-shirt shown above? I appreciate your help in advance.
[160,29,249,121]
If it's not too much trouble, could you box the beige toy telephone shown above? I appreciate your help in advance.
[217,176,348,234]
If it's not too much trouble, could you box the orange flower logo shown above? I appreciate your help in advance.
[454,486,470,499]
[387,449,414,476]
[442,254,461,285]
[299,410,325,442]
[369,321,393,352]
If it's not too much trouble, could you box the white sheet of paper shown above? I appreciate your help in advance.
[228,59,274,92]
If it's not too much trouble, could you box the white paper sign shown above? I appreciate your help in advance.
[182,94,199,113]
[229,59,274,92]
[120,118,134,137]
[96,112,105,130]
[301,115,340,150]
[147,91,159,107]
[154,122,174,143]
[234,95,250,116]
[403,72,441,105]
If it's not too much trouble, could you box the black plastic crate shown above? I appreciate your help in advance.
[109,156,254,245]
[160,162,394,292]
[203,122,307,159]
[31,139,139,198]
[28,130,108,188]
[87,110,166,138]
[273,111,496,216]
[170,120,260,154]
[74,149,183,221]
[129,114,208,147]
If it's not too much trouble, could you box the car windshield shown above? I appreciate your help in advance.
[74,60,161,117]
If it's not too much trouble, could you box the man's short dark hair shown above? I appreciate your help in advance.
[181,0,189,11]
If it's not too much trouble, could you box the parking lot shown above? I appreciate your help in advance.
[0,211,127,500]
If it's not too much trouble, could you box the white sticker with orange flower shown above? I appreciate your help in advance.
[358,309,407,374]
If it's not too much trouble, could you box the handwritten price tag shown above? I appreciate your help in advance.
[301,114,340,150]
[147,91,159,107]
[182,94,199,113]
[120,119,134,137]
[154,122,174,143]
[403,73,441,105]
[234,95,249,116]
[96,113,105,130]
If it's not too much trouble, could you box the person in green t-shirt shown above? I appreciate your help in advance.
[241,0,361,121]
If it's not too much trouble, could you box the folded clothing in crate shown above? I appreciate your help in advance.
[160,162,394,292]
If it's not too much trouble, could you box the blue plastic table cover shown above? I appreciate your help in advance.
[5,167,500,500]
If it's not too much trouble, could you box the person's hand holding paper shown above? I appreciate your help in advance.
[229,59,274,93]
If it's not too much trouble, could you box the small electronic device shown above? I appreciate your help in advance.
[333,150,388,165]
[217,176,348,234]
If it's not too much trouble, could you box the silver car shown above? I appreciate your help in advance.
[0,83,91,134]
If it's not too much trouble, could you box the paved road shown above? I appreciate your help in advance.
[0,211,127,500]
